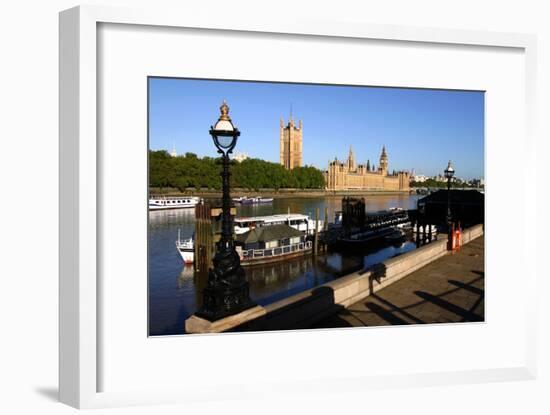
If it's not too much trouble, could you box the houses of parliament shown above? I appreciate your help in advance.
[279,117,410,192]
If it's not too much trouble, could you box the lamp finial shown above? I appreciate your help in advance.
[219,100,231,121]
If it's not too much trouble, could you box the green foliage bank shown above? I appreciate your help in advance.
[149,150,326,191]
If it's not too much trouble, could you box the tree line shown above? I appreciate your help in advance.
[149,150,326,191]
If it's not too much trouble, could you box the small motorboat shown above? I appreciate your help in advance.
[239,196,273,205]
[175,229,194,264]
[257,197,274,203]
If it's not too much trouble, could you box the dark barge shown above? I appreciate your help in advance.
[323,197,412,251]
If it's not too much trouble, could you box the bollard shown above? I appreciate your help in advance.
[323,206,329,251]
[194,204,201,272]
[314,207,319,256]
[424,224,427,245]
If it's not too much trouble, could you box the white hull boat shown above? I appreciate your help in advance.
[233,196,274,204]
[149,196,201,210]
[174,213,324,264]
[176,230,194,264]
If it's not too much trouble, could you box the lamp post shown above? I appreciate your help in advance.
[444,160,455,232]
[196,101,255,321]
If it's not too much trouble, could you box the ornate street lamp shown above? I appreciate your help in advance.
[444,160,455,230]
[196,101,255,321]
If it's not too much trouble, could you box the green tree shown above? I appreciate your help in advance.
[149,151,326,191]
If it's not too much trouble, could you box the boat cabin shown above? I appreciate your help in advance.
[234,213,318,235]
[235,224,305,250]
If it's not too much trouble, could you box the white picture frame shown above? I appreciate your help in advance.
[59,4,538,409]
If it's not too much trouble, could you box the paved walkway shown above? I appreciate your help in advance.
[312,236,485,328]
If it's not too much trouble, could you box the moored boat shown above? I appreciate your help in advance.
[332,227,397,250]
[235,224,312,266]
[175,213,323,265]
[149,196,201,210]
[237,196,274,205]
[176,229,194,264]
[327,208,412,251]
[234,213,323,236]
[257,197,274,203]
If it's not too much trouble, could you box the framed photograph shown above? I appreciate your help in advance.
[60,5,538,409]
[147,77,485,336]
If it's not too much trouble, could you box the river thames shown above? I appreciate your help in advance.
[148,194,421,335]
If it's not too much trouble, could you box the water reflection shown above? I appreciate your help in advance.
[148,194,420,335]
[149,208,195,228]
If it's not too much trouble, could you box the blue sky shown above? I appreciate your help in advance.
[148,78,484,180]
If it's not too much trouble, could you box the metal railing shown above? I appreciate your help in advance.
[241,241,312,259]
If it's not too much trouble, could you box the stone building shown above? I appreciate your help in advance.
[324,145,410,191]
[279,117,302,170]
[232,152,248,163]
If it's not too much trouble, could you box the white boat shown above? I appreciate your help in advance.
[233,213,323,236]
[176,229,194,264]
[175,213,323,263]
[235,196,274,204]
[149,196,201,210]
